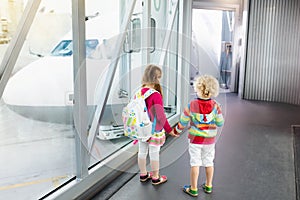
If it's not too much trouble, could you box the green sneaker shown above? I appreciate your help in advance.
[202,183,213,194]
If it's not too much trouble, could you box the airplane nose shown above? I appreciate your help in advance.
[3,57,73,107]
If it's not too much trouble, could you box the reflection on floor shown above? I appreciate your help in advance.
[90,137,131,167]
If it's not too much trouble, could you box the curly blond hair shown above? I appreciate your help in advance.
[194,75,219,99]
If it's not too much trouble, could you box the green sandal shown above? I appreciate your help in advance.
[202,183,213,194]
[183,185,198,197]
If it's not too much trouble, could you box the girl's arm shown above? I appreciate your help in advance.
[147,92,172,133]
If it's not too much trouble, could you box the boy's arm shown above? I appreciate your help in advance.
[175,105,191,134]
[215,104,224,127]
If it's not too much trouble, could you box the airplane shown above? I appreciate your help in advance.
[2,9,228,140]
[2,16,127,140]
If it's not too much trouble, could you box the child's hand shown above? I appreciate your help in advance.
[169,130,179,137]
[173,127,179,136]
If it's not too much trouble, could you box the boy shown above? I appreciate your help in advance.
[175,75,224,197]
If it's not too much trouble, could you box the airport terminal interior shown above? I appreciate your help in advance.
[0,0,300,199]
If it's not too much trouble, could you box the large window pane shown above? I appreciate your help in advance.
[89,0,180,168]
[150,0,179,117]
[0,0,74,199]
[86,0,133,168]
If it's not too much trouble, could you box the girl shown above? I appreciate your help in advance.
[138,64,177,185]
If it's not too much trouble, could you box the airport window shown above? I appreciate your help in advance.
[0,0,182,199]
[0,0,76,199]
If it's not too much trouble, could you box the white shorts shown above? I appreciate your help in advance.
[189,143,215,167]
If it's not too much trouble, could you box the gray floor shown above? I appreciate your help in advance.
[93,93,300,200]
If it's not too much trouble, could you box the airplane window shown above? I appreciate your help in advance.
[51,40,72,56]
[51,39,99,57]
[86,39,99,57]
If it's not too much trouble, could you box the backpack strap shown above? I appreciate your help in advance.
[143,88,158,99]
[133,88,158,100]
[152,114,157,134]
[144,88,159,133]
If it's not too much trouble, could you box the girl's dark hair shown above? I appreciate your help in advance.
[142,64,163,95]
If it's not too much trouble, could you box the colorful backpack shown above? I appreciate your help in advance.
[122,88,157,142]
